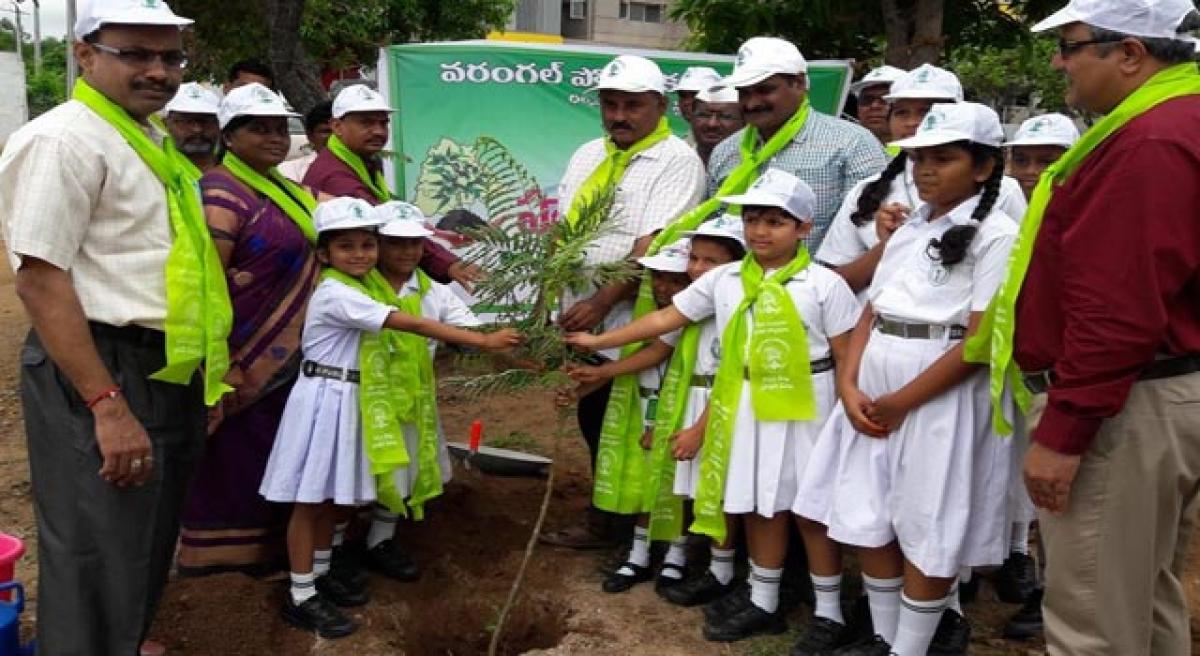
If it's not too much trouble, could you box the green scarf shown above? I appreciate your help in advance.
[223,152,318,244]
[322,268,410,512]
[390,270,444,520]
[327,134,391,202]
[592,100,813,515]
[645,322,699,541]
[74,79,233,406]
[563,116,672,227]
[964,62,1200,435]
[691,249,817,542]
[885,144,902,158]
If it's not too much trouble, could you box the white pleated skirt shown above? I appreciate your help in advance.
[389,422,454,498]
[795,331,1012,578]
[673,385,712,498]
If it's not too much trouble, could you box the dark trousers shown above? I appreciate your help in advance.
[21,326,205,656]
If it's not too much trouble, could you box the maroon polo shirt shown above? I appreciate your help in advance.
[1014,95,1200,455]
[303,148,458,283]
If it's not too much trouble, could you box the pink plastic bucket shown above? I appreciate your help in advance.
[0,533,24,602]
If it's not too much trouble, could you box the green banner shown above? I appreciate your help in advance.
[379,41,852,228]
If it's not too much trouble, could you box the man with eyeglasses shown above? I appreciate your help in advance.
[163,81,221,174]
[989,1,1200,653]
[0,1,219,654]
[688,85,745,167]
[849,65,905,146]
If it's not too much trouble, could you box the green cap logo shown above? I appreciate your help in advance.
[915,68,932,83]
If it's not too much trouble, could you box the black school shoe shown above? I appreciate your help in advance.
[602,562,653,593]
[330,545,368,589]
[702,601,788,642]
[927,609,971,655]
[790,616,856,655]
[661,570,735,606]
[365,538,420,581]
[1003,588,1044,640]
[832,635,892,655]
[281,594,357,638]
[994,552,1039,603]
[703,582,751,622]
[846,595,874,644]
[654,563,687,594]
[316,573,369,607]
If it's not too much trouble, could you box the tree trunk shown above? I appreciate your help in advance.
[879,0,944,67]
[263,0,326,113]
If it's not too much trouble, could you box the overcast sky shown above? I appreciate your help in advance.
[6,1,71,40]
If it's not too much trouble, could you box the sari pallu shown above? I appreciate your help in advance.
[178,169,320,575]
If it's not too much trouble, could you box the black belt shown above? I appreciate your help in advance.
[742,357,834,380]
[88,321,165,347]
[875,318,966,340]
[302,360,360,383]
[691,374,715,388]
[1024,354,1200,395]
[638,386,657,399]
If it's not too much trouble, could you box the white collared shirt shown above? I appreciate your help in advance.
[395,273,481,357]
[817,160,1027,270]
[673,261,861,362]
[867,194,1017,327]
[557,133,705,360]
[0,100,173,329]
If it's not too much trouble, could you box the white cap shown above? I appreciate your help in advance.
[164,82,219,116]
[890,102,1005,150]
[1006,113,1081,148]
[719,169,816,222]
[697,86,739,104]
[377,201,434,238]
[884,64,964,102]
[849,65,907,96]
[332,84,394,119]
[673,67,722,93]
[682,213,746,247]
[637,238,691,273]
[1033,0,1198,44]
[718,37,808,89]
[590,55,667,95]
[74,0,193,40]
[217,82,298,129]
[315,197,386,234]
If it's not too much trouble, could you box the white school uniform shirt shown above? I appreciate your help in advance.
[816,161,1026,269]
[868,194,1018,327]
[557,135,705,360]
[395,273,482,356]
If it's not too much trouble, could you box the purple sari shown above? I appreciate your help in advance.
[178,168,319,576]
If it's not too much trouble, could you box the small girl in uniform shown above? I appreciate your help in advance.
[568,170,860,643]
[797,103,1017,656]
[564,239,692,594]
[259,197,520,638]
[817,64,1027,295]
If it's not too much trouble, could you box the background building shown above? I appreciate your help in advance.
[510,0,691,49]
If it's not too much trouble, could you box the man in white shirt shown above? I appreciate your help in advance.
[0,1,212,653]
[542,55,704,549]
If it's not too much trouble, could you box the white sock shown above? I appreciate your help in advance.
[368,509,398,550]
[891,592,945,656]
[332,522,347,548]
[749,560,782,613]
[616,526,651,575]
[313,549,332,577]
[661,537,687,579]
[959,566,973,583]
[1010,521,1031,555]
[289,571,316,605]
[811,572,844,624]
[863,574,903,645]
[945,578,962,615]
[709,547,735,585]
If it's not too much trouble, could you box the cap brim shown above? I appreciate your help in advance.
[1005,137,1075,148]
[334,104,396,118]
[318,219,384,234]
[636,255,688,273]
[379,226,434,238]
[165,104,218,115]
[883,89,960,101]
[1031,6,1082,33]
[587,83,664,95]
[101,11,194,29]
[890,128,976,149]
[681,228,745,245]
[850,79,893,95]
[718,189,787,209]
[717,68,775,89]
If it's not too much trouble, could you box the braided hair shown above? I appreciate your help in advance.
[850,151,908,227]
[926,142,1004,267]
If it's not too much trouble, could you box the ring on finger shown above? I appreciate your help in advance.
[130,458,144,471]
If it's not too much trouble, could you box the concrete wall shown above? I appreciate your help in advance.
[589,0,690,49]
[0,53,27,146]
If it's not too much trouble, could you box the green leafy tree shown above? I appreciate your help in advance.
[948,37,1069,113]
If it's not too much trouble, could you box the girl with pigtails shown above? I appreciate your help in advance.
[794,102,1017,656]
[816,64,1028,296]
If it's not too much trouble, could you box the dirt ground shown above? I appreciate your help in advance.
[0,267,1198,654]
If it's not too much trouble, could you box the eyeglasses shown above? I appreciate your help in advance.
[858,94,888,107]
[90,43,189,70]
[1056,37,1123,56]
[694,110,742,122]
